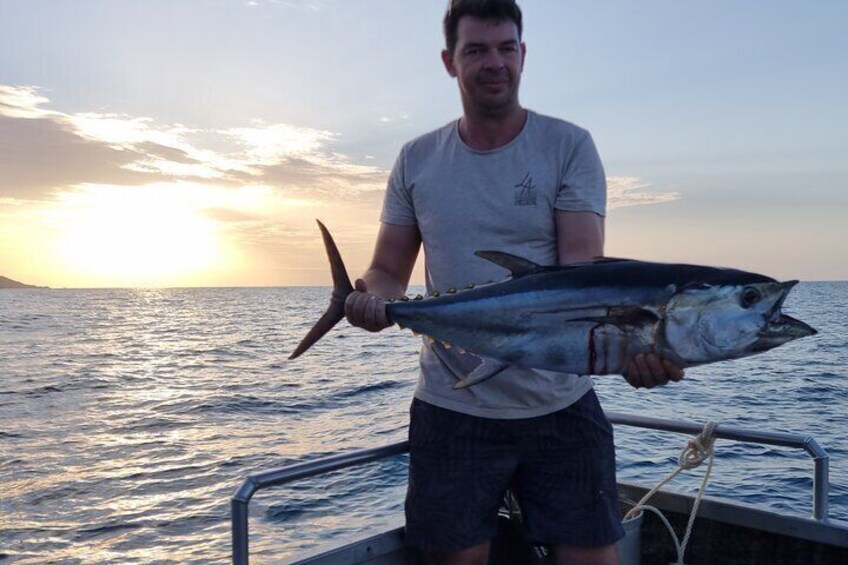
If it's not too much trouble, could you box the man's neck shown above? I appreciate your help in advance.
[457,106,528,151]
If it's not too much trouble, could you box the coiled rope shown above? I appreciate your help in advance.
[623,421,718,565]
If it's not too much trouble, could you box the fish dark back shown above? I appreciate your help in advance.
[551,260,777,289]
[390,259,777,313]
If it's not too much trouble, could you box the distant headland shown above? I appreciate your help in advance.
[0,276,48,289]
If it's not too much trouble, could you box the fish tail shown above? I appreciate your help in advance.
[288,220,354,359]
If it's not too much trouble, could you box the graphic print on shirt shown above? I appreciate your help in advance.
[514,172,537,206]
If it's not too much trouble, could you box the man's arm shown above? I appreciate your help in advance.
[345,223,421,332]
[555,210,604,264]
[555,210,684,388]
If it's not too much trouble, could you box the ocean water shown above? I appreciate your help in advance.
[1,283,846,563]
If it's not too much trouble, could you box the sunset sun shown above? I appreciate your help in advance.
[53,184,222,287]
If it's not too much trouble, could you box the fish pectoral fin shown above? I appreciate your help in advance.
[453,358,510,390]
[678,281,711,291]
[473,251,542,277]
[528,306,610,321]
[572,305,660,327]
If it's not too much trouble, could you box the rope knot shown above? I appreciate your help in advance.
[679,421,718,470]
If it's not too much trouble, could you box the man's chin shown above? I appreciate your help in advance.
[479,97,517,115]
[469,88,510,106]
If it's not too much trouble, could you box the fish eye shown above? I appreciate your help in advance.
[740,286,762,309]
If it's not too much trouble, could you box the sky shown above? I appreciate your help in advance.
[0,0,846,288]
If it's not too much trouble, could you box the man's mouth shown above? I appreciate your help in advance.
[479,79,508,89]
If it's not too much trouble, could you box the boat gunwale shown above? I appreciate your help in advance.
[232,413,839,564]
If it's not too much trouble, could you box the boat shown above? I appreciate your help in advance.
[231,413,848,564]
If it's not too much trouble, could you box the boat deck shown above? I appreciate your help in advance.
[281,482,848,564]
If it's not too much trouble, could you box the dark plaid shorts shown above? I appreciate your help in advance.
[404,390,624,551]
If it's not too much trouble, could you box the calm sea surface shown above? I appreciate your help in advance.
[1,283,847,563]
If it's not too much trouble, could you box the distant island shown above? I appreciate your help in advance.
[0,276,48,289]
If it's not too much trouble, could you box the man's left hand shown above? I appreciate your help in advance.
[624,354,684,389]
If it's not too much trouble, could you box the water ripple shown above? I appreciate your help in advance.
[1,283,845,563]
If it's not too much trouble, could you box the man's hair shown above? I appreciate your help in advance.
[443,0,523,54]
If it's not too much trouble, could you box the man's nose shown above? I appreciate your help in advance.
[482,48,505,69]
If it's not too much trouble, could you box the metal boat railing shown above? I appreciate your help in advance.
[231,413,830,565]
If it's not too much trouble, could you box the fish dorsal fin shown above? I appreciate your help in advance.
[474,251,541,277]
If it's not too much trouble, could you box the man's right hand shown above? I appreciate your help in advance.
[344,279,392,332]
[623,354,685,389]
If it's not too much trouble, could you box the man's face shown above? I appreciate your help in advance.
[442,16,526,117]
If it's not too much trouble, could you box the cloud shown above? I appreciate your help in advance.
[0,113,153,198]
[379,112,410,123]
[227,122,335,164]
[0,86,216,199]
[245,0,327,11]
[607,176,680,209]
[0,85,388,202]
[0,86,54,119]
[0,85,678,218]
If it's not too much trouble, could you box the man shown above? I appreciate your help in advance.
[345,1,683,563]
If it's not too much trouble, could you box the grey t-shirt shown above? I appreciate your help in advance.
[381,110,606,419]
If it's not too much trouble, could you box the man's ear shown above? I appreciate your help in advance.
[520,42,527,72]
[441,49,457,78]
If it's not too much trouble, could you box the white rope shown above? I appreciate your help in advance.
[630,503,682,558]
[623,422,718,565]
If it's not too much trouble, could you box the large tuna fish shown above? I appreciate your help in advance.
[290,221,816,388]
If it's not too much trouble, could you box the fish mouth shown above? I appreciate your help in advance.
[767,280,796,317]
[756,281,817,349]
[762,313,817,339]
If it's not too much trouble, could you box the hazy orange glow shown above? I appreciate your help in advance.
[51,184,221,288]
